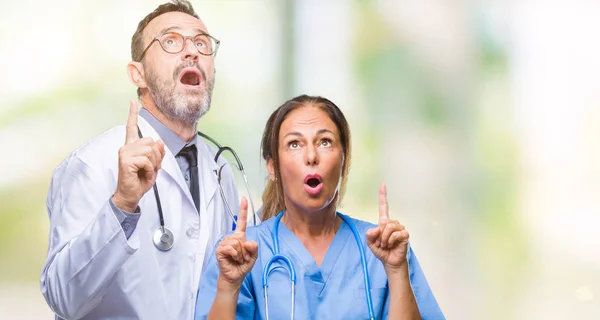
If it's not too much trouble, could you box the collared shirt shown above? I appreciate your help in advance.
[109,107,199,238]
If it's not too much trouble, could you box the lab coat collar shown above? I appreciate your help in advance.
[138,108,198,157]
[195,135,220,210]
[137,117,219,212]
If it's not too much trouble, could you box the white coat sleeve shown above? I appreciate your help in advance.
[40,155,139,319]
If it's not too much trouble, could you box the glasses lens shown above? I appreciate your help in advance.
[159,33,184,53]
[194,34,215,55]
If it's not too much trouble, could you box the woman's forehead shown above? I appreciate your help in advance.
[280,106,338,135]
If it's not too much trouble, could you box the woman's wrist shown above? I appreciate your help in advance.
[217,276,243,294]
[384,262,410,280]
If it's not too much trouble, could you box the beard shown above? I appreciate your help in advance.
[144,61,214,126]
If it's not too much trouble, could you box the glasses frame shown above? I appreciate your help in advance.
[137,32,221,61]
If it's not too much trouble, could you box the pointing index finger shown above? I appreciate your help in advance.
[378,183,389,222]
[235,197,249,234]
[126,100,139,144]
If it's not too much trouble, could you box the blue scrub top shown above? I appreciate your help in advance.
[195,214,445,319]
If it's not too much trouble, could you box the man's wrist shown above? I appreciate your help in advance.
[112,193,138,213]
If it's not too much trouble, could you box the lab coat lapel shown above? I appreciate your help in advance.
[137,118,195,207]
[196,138,219,211]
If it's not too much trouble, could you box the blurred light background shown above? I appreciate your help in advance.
[1,0,599,319]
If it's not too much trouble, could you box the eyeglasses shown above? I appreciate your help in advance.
[137,32,220,61]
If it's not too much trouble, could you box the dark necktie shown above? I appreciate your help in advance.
[177,145,200,213]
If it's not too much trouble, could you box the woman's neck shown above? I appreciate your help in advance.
[281,204,340,239]
[281,203,341,267]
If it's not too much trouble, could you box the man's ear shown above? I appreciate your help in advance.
[266,157,276,181]
[127,61,147,89]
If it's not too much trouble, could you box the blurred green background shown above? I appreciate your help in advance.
[1,0,599,319]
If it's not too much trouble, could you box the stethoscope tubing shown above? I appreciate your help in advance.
[263,211,375,320]
[137,127,258,251]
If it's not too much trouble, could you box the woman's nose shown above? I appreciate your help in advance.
[304,145,319,166]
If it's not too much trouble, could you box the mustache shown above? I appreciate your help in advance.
[173,61,207,83]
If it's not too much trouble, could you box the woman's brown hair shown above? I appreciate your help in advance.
[260,94,352,220]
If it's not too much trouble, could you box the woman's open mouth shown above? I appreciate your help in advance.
[304,174,323,195]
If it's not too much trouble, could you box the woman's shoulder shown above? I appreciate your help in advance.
[216,216,275,241]
[337,212,377,232]
[244,215,277,240]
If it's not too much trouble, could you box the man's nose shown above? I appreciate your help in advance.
[181,37,199,61]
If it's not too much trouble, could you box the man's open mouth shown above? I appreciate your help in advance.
[179,68,202,86]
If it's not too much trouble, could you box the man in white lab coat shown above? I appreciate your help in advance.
[40,1,246,319]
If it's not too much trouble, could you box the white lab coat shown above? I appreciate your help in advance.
[41,117,240,320]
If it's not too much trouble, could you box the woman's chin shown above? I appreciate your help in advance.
[299,195,336,212]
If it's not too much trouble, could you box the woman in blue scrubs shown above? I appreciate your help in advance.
[195,95,445,319]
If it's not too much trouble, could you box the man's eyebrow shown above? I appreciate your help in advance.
[194,27,209,35]
[156,26,208,36]
[157,25,180,35]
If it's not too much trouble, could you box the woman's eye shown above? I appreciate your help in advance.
[320,139,332,147]
[289,141,300,149]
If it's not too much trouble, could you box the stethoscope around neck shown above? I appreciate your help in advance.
[262,211,376,320]
[137,127,259,251]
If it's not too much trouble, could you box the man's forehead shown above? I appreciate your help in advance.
[145,11,208,38]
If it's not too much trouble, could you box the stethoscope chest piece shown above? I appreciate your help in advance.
[153,227,174,251]
[137,127,259,251]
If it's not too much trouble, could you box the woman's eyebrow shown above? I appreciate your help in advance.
[316,129,334,135]
[283,132,302,139]
[283,129,334,139]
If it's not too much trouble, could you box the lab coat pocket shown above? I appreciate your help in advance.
[350,287,388,319]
